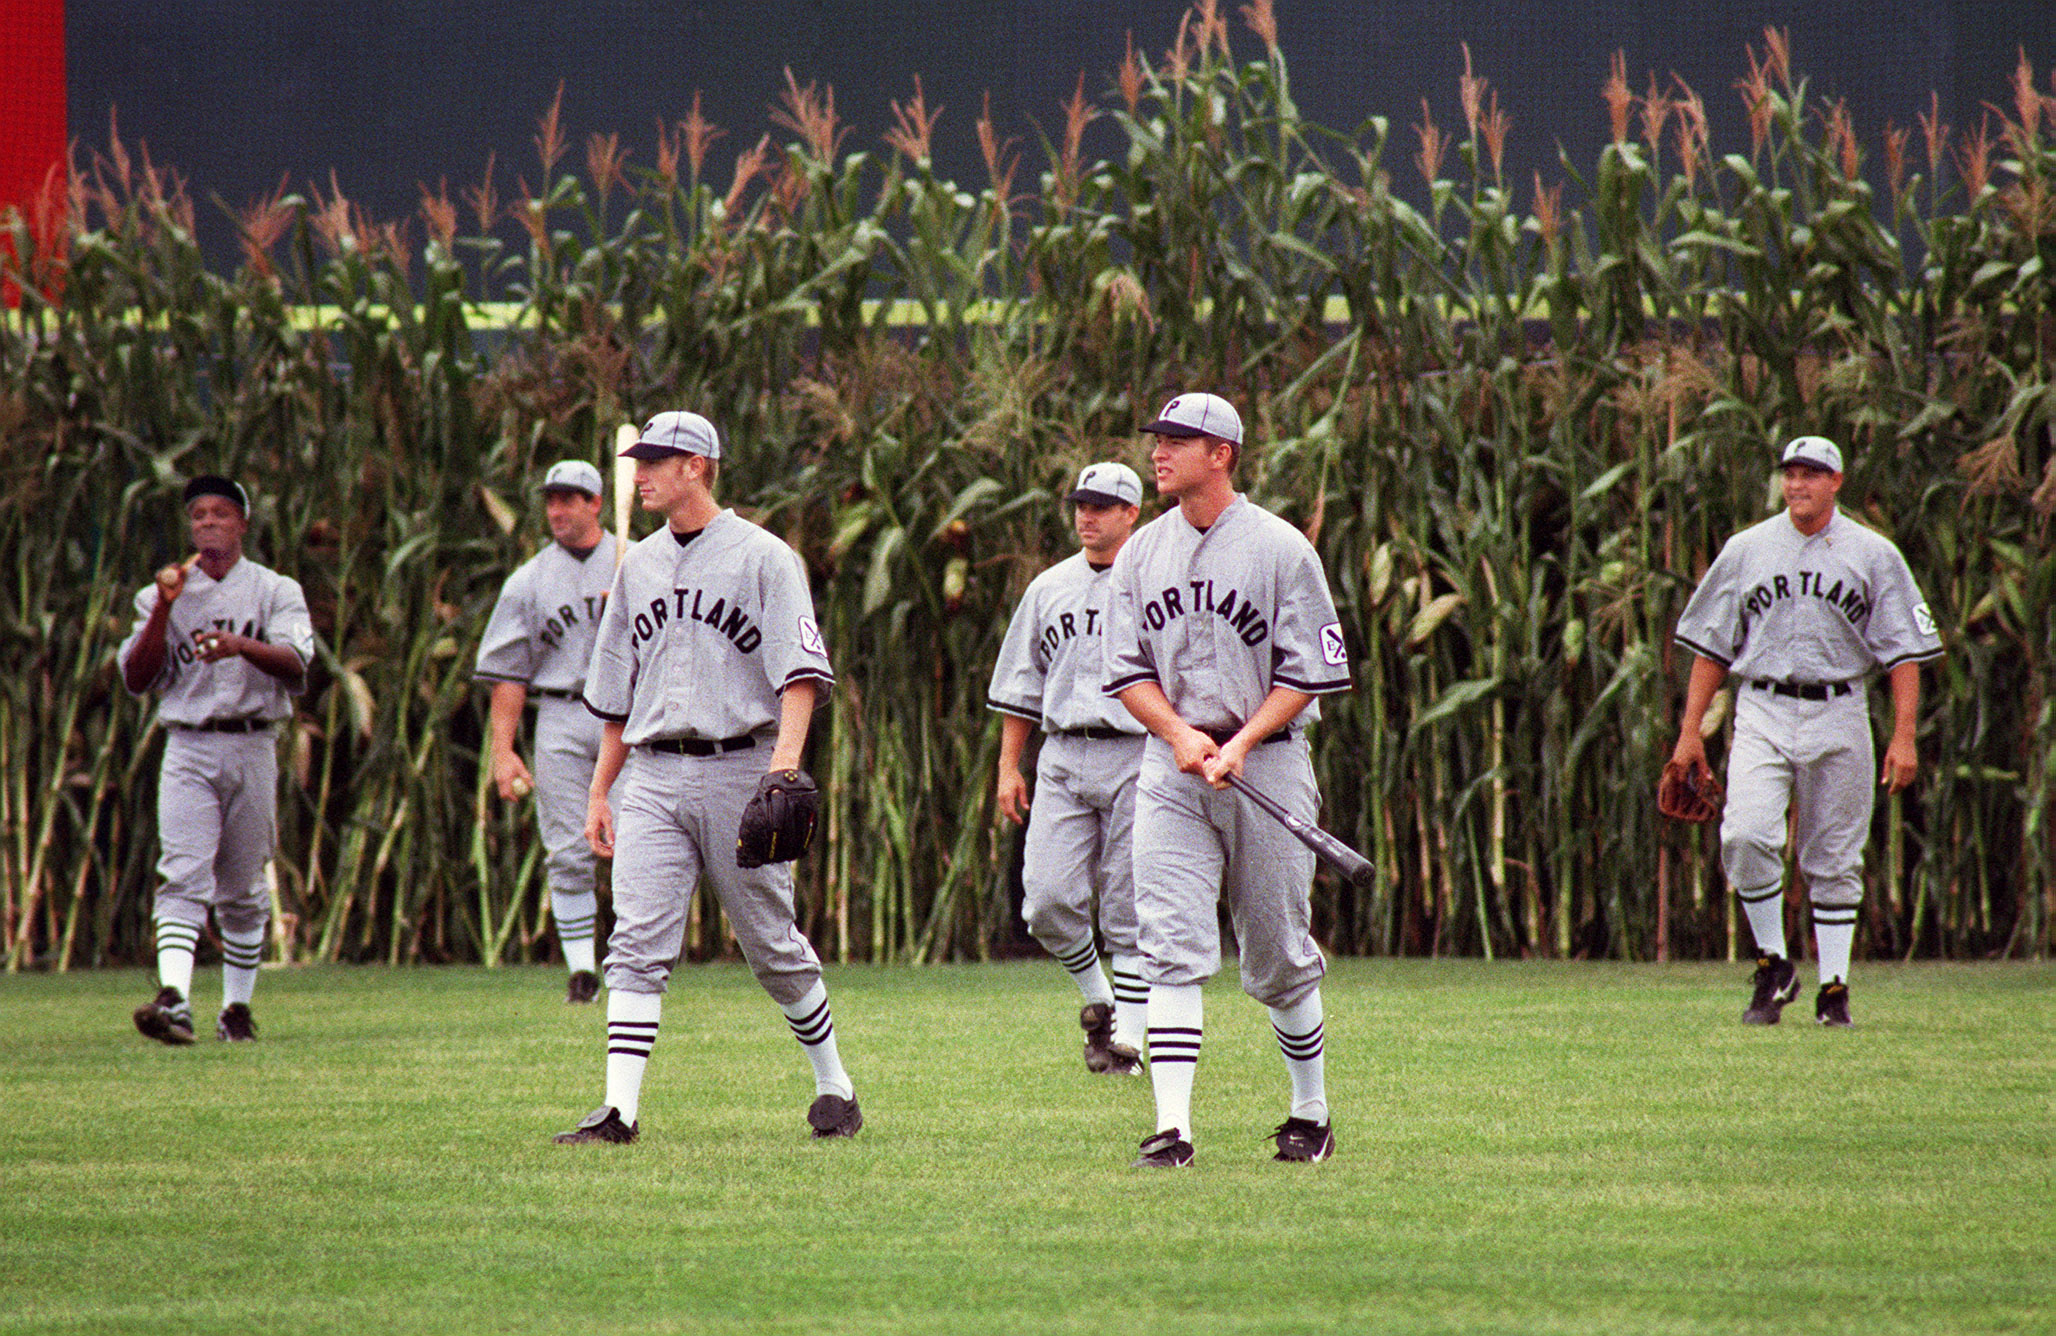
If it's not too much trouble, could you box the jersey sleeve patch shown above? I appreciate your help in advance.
[798,615,827,658]
[1913,602,1936,637]
[1319,622,1348,667]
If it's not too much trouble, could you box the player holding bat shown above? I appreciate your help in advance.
[1103,392,1354,1168]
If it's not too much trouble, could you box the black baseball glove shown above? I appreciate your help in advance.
[737,767,821,868]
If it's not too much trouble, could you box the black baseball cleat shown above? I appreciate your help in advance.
[1815,980,1854,1027]
[1741,953,1800,1025]
[806,1093,863,1138]
[553,1106,638,1144]
[1132,1129,1195,1168]
[216,1003,259,1042]
[565,970,600,1005]
[1080,1002,1142,1074]
[1272,1117,1336,1163]
[1087,1042,1144,1075]
[133,987,196,1046]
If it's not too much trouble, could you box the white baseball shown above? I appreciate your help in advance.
[510,776,533,798]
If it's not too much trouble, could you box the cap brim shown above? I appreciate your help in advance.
[620,442,688,460]
[1068,488,1133,506]
[1140,417,1207,437]
[1779,459,1838,473]
[541,483,600,495]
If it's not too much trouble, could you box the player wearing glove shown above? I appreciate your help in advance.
[474,460,621,1004]
[988,462,1148,1076]
[1670,436,1942,1027]
[553,411,859,1147]
[118,476,314,1046]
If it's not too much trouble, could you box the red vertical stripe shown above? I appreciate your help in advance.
[1,0,68,305]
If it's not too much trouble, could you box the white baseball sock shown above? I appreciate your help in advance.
[1056,940,1115,1009]
[1739,884,1788,959]
[153,919,198,1000]
[1108,953,1148,1054]
[1813,907,1856,986]
[781,982,854,1100]
[220,924,265,1008]
[1269,990,1329,1124]
[552,889,599,975]
[605,989,663,1125]
[1146,983,1203,1138]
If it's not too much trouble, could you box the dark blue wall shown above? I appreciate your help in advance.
[68,1,2055,268]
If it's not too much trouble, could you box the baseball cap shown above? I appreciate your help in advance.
[541,459,603,496]
[621,410,722,460]
[1780,435,1844,473]
[182,475,250,515]
[1067,462,1143,507]
[1141,392,1243,446]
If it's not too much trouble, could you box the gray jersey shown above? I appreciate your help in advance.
[583,510,833,742]
[118,558,315,722]
[1102,495,1351,728]
[1673,507,1942,681]
[474,533,621,693]
[988,552,1144,735]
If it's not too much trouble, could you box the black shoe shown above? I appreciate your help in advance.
[1272,1117,1335,1163]
[1816,980,1854,1027]
[133,987,195,1046]
[216,1003,258,1042]
[1132,1129,1194,1168]
[565,970,600,1004]
[1741,953,1800,1025]
[553,1106,638,1144]
[807,1092,863,1138]
[1087,1041,1143,1075]
[1080,1001,1141,1074]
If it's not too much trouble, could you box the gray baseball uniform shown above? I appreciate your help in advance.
[1674,506,1942,908]
[1102,494,1351,1005]
[582,509,834,1005]
[988,551,1147,967]
[475,532,622,897]
[118,559,315,942]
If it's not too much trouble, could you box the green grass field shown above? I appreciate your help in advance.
[4,960,2051,1335]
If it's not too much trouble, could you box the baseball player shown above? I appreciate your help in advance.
[1103,392,1352,1167]
[988,462,1149,1075]
[553,410,860,1145]
[119,476,315,1045]
[475,459,622,1003]
[1670,435,1943,1027]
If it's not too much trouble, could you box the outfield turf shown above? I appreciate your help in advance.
[3,959,2051,1336]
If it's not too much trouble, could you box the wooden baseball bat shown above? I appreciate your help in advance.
[1224,771,1376,890]
[612,422,639,567]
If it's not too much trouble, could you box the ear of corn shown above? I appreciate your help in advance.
[2,15,2050,969]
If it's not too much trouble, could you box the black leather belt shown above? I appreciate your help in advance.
[1202,727,1290,746]
[530,687,582,701]
[1058,726,1139,741]
[644,734,757,756]
[170,717,273,734]
[1751,679,1852,701]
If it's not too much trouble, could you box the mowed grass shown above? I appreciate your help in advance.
[2,959,2051,1336]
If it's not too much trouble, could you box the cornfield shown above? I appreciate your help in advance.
[3,6,2052,971]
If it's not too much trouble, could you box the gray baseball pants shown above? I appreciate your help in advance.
[533,696,604,895]
[1022,732,1144,959]
[1721,686,1873,908]
[602,744,822,1006]
[1130,734,1326,1008]
[153,728,276,937]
